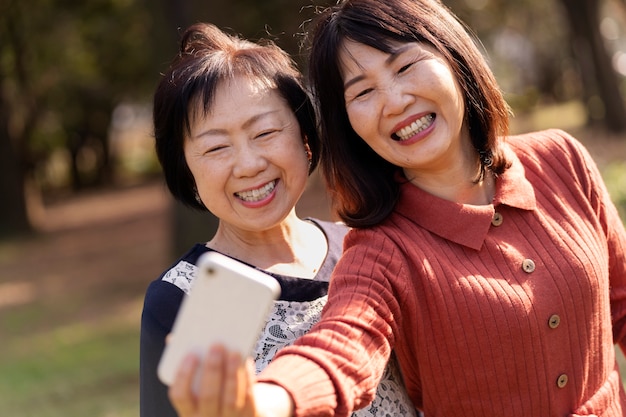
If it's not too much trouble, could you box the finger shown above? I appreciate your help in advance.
[222,351,246,414]
[169,354,200,417]
[242,358,257,416]
[196,344,226,416]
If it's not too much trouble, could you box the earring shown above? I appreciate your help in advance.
[303,136,313,166]
[194,188,203,205]
[478,149,493,168]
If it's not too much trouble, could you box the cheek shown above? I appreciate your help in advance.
[186,154,228,191]
[183,146,203,178]
[272,135,310,173]
[288,143,311,173]
[183,157,201,184]
[346,104,372,139]
[433,69,465,116]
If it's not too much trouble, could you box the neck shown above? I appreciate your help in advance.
[207,213,327,278]
[406,160,495,206]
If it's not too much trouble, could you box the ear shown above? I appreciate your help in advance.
[303,136,312,162]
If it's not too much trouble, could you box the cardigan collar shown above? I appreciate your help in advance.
[393,143,536,250]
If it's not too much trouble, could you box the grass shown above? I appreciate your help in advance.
[0,181,169,417]
[0,300,142,417]
[603,161,626,221]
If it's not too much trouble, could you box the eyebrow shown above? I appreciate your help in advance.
[192,110,279,139]
[343,43,416,90]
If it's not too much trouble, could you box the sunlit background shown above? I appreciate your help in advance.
[1,0,625,416]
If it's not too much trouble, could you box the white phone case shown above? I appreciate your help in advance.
[157,251,281,386]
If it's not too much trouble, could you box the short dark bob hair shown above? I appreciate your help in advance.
[154,23,320,210]
[307,0,511,228]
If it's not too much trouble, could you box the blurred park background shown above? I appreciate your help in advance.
[1,0,626,415]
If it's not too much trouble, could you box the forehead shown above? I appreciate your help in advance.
[188,76,296,138]
[338,40,385,76]
[194,76,284,117]
[337,39,410,77]
[339,38,446,72]
[339,38,399,60]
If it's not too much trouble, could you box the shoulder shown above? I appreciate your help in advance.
[341,225,411,276]
[141,279,184,335]
[345,216,411,249]
[506,129,606,201]
[507,129,591,164]
[306,217,349,258]
[142,244,210,329]
[307,218,349,238]
[507,128,598,177]
[156,244,211,293]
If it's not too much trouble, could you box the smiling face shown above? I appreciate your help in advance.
[183,76,310,233]
[340,39,473,182]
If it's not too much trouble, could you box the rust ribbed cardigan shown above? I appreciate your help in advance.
[258,129,626,417]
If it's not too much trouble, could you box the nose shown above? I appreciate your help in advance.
[381,81,414,117]
[232,143,268,178]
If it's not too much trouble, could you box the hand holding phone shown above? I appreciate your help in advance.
[157,251,281,387]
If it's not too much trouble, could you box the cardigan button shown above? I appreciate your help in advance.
[548,314,561,329]
[522,259,535,273]
[556,374,568,388]
[491,212,503,227]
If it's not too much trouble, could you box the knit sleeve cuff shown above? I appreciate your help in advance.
[256,354,339,417]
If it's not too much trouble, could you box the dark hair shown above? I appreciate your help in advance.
[307,0,511,227]
[154,23,320,210]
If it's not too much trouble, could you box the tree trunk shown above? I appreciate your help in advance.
[558,0,626,132]
[0,14,33,238]
[0,90,32,238]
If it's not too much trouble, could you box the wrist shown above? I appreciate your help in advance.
[253,382,294,417]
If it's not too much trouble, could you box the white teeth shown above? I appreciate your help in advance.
[235,180,276,202]
[395,114,434,141]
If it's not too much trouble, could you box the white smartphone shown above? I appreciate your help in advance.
[157,251,281,387]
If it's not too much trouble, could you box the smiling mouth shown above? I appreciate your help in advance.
[393,113,435,141]
[235,180,277,202]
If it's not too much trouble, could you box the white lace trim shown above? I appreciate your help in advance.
[254,299,417,417]
[161,260,197,294]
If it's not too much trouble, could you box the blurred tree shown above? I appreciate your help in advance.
[447,0,626,132]
[0,0,160,238]
[0,62,30,237]
[557,0,626,131]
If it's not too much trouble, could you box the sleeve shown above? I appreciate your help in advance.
[582,148,626,346]
[257,228,406,417]
[139,280,185,417]
[553,130,626,347]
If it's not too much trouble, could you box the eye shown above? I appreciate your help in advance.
[255,129,280,139]
[203,144,228,154]
[355,88,374,99]
[398,62,414,74]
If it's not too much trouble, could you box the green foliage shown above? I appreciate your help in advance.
[603,161,626,222]
[0,309,140,417]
